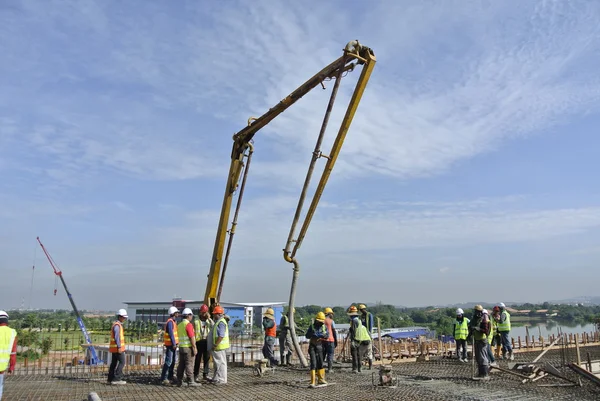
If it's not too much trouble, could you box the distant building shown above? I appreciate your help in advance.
[123,299,285,333]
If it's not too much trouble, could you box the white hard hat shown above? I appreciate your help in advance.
[483,309,489,314]
[168,306,180,315]
[182,308,193,316]
[456,308,464,315]
[0,310,8,318]
[498,302,506,308]
[117,308,128,317]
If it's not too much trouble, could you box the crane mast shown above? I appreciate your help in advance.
[37,236,101,365]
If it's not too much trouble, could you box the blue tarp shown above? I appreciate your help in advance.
[382,329,430,339]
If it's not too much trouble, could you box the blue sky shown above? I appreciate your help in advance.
[1,0,600,311]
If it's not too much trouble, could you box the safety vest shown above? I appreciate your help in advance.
[109,321,125,353]
[353,318,371,342]
[213,317,230,351]
[177,320,193,348]
[489,318,497,340]
[280,315,289,329]
[361,311,373,333]
[454,318,469,340]
[472,316,488,342]
[324,317,335,342]
[194,318,213,341]
[163,318,179,346]
[497,310,511,332]
[0,326,17,372]
[264,318,276,337]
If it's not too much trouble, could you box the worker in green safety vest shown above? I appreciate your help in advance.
[453,308,470,362]
[209,305,229,385]
[0,310,17,401]
[175,308,201,387]
[348,305,371,374]
[468,305,491,380]
[495,302,513,360]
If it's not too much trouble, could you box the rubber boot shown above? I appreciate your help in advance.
[309,370,316,387]
[286,354,292,366]
[317,368,328,385]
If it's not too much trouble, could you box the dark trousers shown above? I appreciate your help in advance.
[108,352,125,382]
[176,347,194,382]
[322,341,335,370]
[475,340,489,377]
[194,340,209,377]
[456,339,468,359]
[351,341,368,371]
[262,336,278,366]
[160,345,177,381]
[308,342,324,370]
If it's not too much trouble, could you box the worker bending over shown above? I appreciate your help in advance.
[193,304,213,382]
[306,312,329,387]
[160,306,180,386]
[262,308,278,367]
[348,305,371,373]
[0,310,17,400]
[322,307,337,373]
[108,309,128,385]
[176,308,201,387]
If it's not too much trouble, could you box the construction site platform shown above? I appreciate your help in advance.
[5,346,600,401]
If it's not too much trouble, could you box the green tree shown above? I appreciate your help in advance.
[41,337,53,355]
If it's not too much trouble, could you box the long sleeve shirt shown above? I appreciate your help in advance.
[113,324,121,349]
[0,323,17,372]
[305,322,328,342]
[166,319,177,346]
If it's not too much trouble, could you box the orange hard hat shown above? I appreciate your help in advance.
[200,304,209,313]
[213,305,224,314]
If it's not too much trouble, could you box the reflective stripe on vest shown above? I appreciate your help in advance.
[489,318,497,340]
[324,318,335,342]
[354,318,371,342]
[497,311,511,332]
[0,326,17,372]
[109,321,125,353]
[454,318,469,340]
[177,320,192,348]
[264,318,276,337]
[194,318,213,341]
[213,318,230,351]
[163,318,179,346]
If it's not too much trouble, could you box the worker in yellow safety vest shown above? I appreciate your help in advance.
[495,302,513,360]
[108,309,128,385]
[483,309,497,367]
[209,305,230,385]
[193,304,213,381]
[348,305,371,374]
[453,308,470,362]
[176,308,200,387]
[0,310,17,401]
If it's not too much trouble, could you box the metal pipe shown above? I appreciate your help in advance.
[286,257,308,367]
[217,142,254,302]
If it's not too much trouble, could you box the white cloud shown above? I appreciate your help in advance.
[439,267,450,274]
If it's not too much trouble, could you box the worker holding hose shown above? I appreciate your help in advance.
[306,311,329,387]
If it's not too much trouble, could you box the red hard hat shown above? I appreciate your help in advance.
[200,304,209,313]
[213,305,224,314]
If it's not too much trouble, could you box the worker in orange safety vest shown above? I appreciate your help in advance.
[108,309,128,385]
[262,308,278,367]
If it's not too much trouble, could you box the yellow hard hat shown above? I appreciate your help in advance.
[358,304,367,310]
[265,308,274,316]
[324,307,334,315]
[315,312,326,322]
[474,305,483,311]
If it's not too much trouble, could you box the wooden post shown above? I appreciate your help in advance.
[518,336,522,350]
[575,334,581,365]
[377,317,383,364]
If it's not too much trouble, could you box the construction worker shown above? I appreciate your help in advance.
[322,307,337,373]
[491,306,502,358]
[483,309,497,367]
[0,311,17,401]
[261,308,278,367]
[495,302,514,360]
[160,306,180,386]
[306,311,329,387]
[453,308,469,362]
[348,305,371,373]
[469,305,490,380]
[209,305,229,385]
[358,304,374,369]
[278,307,295,366]
[108,309,128,385]
[193,304,213,382]
[176,308,200,387]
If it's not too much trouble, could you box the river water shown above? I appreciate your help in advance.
[509,321,598,339]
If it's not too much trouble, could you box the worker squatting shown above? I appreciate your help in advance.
[453,303,514,380]
[106,303,375,388]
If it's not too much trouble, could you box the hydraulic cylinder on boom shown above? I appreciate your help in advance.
[37,236,101,365]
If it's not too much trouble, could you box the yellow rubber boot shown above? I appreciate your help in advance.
[309,370,316,387]
[318,368,328,385]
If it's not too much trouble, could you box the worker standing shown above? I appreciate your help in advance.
[469,305,490,380]
[261,308,278,367]
[108,309,128,385]
[160,306,180,386]
[491,306,502,358]
[209,305,229,385]
[348,305,371,373]
[278,307,295,366]
[358,304,374,369]
[0,311,17,400]
[483,309,497,367]
[453,308,470,362]
[175,308,200,387]
[495,302,514,360]
[306,311,329,387]
[322,307,337,373]
[193,304,213,382]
